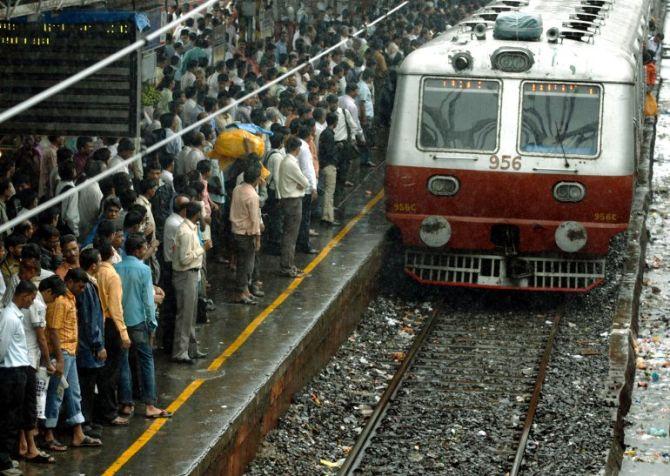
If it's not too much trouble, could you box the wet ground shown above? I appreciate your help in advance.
[19,159,388,476]
[620,53,670,475]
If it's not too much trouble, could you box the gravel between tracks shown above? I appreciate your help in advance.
[245,295,433,475]
[521,234,627,475]
[246,237,626,476]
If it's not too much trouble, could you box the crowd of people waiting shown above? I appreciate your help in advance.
[0,0,482,473]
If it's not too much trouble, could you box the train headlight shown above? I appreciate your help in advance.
[452,52,473,71]
[553,182,586,203]
[555,221,587,253]
[420,216,452,248]
[428,176,460,196]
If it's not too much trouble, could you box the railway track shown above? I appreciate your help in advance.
[339,304,562,475]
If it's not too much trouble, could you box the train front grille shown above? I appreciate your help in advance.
[404,249,606,291]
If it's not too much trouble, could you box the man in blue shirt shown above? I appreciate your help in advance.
[115,235,171,419]
[76,248,107,437]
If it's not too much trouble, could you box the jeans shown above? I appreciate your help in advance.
[119,324,157,406]
[45,352,85,428]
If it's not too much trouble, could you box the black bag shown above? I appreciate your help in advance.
[197,297,208,324]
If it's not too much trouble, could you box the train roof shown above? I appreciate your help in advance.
[400,0,651,84]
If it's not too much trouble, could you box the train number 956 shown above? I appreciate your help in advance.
[489,155,522,171]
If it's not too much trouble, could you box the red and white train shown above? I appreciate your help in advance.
[385,0,657,291]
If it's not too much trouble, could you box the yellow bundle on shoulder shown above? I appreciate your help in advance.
[208,128,266,169]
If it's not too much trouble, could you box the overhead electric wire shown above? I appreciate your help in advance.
[0,1,409,236]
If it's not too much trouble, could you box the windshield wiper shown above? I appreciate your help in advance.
[555,121,571,169]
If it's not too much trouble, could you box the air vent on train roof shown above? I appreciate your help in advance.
[476,10,502,22]
[560,28,596,43]
[569,12,605,23]
[562,19,600,33]
[499,0,529,6]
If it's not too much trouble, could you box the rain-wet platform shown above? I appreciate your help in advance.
[23,165,389,476]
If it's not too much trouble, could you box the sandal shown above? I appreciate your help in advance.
[43,439,67,452]
[232,296,257,305]
[145,409,173,419]
[25,451,56,464]
[109,416,129,426]
[72,435,102,448]
[119,405,134,417]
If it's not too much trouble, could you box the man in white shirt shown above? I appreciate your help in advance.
[327,93,360,192]
[55,161,80,238]
[171,202,208,364]
[357,70,376,167]
[295,126,318,255]
[276,137,309,278]
[648,33,664,63]
[180,60,198,91]
[160,195,189,354]
[0,279,38,475]
[182,87,204,127]
[265,133,286,252]
[183,133,207,175]
[78,160,105,241]
[313,108,327,155]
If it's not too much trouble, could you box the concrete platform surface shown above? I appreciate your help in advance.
[20,164,389,476]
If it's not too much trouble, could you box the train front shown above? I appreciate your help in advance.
[385,20,638,292]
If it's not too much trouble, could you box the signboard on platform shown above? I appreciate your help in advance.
[0,15,141,137]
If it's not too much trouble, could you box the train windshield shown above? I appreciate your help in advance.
[519,82,601,157]
[419,78,500,152]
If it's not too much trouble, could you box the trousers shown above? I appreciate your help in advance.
[45,352,84,428]
[119,323,157,405]
[0,367,27,470]
[297,193,313,250]
[172,269,199,360]
[321,165,337,223]
[96,318,123,423]
[279,197,302,272]
[234,234,256,293]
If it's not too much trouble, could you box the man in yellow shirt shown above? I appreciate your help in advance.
[42,270,102,451]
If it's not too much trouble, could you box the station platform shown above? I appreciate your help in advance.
[21,162,390,476]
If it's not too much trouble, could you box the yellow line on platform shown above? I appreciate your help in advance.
[102,189,385,474]
[101,378,205,476]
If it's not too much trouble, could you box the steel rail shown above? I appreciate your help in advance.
[509,313,562,476]
[0,1,409,236]
[338,305,442,476]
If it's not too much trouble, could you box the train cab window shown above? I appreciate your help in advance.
[419,78,500,152]
[519,82,602,157]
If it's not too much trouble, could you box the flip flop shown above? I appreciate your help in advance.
[145,410,173,419]
[109,416,129,426]
[232,297,257,305]
[25,451,56,464]
[119,405,134,416]
[72,435,102,448]
[43,439,67,452]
